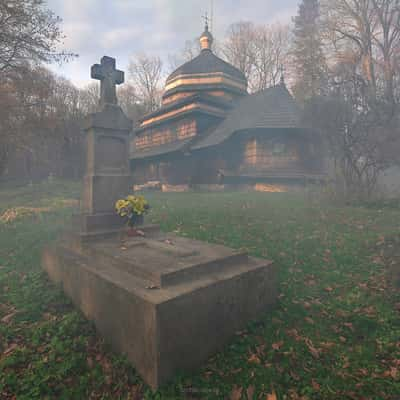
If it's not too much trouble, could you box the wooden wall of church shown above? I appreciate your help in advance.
[131,129,323,186]
[135,119,196,150]
[132,155,196,185]
[241,136,300,172]
[237,133,313,174]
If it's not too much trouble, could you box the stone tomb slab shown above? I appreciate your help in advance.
[42,228,277,389]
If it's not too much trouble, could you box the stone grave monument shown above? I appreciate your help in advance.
[80,56,131,236]
[42,56,277,389]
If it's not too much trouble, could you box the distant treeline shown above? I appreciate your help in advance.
[1,0,400,200]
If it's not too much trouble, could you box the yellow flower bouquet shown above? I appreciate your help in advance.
[115,195,150,228]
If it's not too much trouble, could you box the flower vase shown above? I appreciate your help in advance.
[127,214,144,237]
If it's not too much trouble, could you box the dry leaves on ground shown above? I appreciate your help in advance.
[0,207,51,223]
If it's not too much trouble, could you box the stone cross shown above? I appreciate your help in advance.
[91,56,124,108]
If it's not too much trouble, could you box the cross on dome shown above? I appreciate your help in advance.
[200,13,213,51]
[202,12,210,30]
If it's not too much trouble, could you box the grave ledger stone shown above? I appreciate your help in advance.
[42,56,277,389]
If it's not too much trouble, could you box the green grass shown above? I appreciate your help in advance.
[0,181,399,399]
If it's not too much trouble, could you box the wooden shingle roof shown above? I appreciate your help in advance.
[192,84,302,150]
[166,49,247,84]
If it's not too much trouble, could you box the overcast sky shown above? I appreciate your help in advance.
[47,0,299,87]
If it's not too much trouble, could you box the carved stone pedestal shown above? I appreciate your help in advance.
[43,228,277,389]
[80,102,131,235]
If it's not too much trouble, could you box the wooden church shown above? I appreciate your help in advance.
[130,23,325,191]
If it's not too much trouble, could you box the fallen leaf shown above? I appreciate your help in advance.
[287,329,302,341]
[248,353,261,364]
[37,345,46,354]
[305,279,317,286]
[305,339,320,359]
[145,285,160,290]
[311,379,321,391]
[290,371,300,381]
[324,286,334,292]
[320,341,335,350]
[383,367,398,379]
[358,368,368,377]
[343,322,354,331]
[3,343,18,356]
[339,336,347,343]
[342,357,350,369]
[230,368,242,374]
[272,341,284,350]
[246,385,255,399]
[303,301,312,309]
[1,311,17,324]
[363,306,376,317]
[376,235,385,246]
[256,344,266,355]
[266,391,277,400]
[305,317,314,325]
[230,385,243,400]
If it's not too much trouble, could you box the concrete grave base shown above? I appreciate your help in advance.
[42,226,277,389]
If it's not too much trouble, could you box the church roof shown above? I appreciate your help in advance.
[166,49,247,84]
[131,83,303,161]
[192,84,302,150]
[137,92,233,131]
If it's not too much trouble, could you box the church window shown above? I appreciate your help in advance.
[272,142,286,155]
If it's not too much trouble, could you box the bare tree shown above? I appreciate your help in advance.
[0,0,74,178]
[0,0,74,74]
[222,21,257,81]
[313,0,400,199]
[322,0,379,103]
[370,0,400,106]
[128,54,163,113]
[168,38,202,72]
[117,84,145,125]
[252,24,291,91]
[78,83,99,115]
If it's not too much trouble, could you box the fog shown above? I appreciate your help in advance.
[1,0,399,398]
